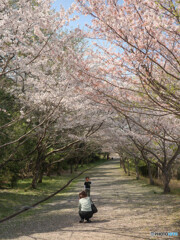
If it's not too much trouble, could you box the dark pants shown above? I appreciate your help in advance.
[79,211,93,221]
[85,188,90,196]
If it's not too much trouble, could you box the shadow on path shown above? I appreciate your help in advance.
[0,159,179,240]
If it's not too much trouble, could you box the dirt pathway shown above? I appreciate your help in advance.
[0,159,179,240]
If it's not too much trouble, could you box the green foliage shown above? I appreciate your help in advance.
[0,88,35,188]
[138,164,158,178]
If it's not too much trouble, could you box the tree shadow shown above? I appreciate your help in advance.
[0,158,179,239]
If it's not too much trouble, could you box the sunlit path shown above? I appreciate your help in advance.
[0,159,179,240]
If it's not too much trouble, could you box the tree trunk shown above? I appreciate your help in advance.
[122,159,127,174]
[32,157,41,189]
[118,154,122,168]
[38,162,47,183]
[147,162,154,185]
[135,160,139,180]
[32,161,41,189]
[127,160,130,176]
[162,167,171,193]
[38,169,43,183]
[32,147,45,189]
[157,166,161,179]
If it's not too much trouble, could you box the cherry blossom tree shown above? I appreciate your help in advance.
[76,0,180,116]
[103,109,180,193]
[0,0,78,147]
[72,0,180,193]
[0,0,106,187]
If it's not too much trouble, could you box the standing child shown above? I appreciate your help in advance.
[84,176,91,196]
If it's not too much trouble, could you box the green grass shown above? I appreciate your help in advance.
[0,175,72,220]
[139,175,180,196]
[119,167,180,196]
[0,158,107,220]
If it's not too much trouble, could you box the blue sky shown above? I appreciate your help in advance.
[52,0,124,52]
[52,0,92,30]
[53,0,76,10]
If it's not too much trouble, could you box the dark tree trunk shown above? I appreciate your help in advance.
[32,164,40,189]
[127,160,130,176]
[147,162,154,185]
[157,166,161,179]
[32,147,45,189]
[135,160,139,180]
[32,177,38,189]
[38,162,46,183]
[122,159,127,174]
[38,171,43,183]
[162,167,171,193]
[32,158,41,188]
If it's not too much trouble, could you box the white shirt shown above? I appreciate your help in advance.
[79,197,92,212]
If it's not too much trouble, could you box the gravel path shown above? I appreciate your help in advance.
[0,159,180,240]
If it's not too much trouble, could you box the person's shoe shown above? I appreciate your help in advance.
[79,219,84,223]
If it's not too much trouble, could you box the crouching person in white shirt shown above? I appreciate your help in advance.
[78,190,93,223]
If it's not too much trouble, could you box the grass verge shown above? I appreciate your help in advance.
[119,167,180,196]
[0,158,107,220]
